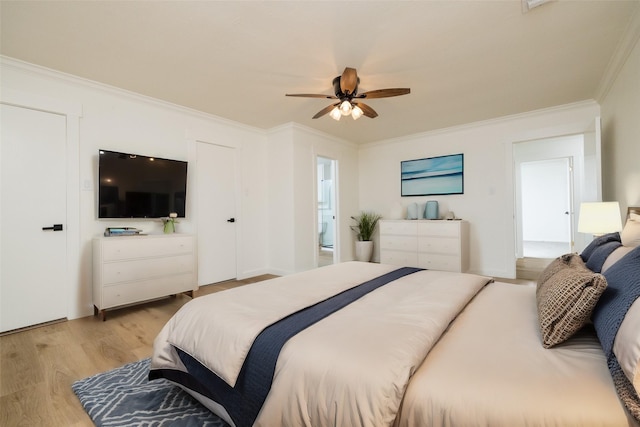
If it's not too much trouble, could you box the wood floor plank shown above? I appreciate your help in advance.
[0,331,44,397]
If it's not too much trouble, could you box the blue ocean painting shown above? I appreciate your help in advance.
[401,154,463,196]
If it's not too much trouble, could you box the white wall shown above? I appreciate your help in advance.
[266,126,296,275]
[1,57,269,319]
[601,26,640,214]
[266,124,359,275]
[359,101,600,278]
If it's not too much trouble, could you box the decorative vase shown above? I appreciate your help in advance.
[163,220,175,234]
[355,240,374,262]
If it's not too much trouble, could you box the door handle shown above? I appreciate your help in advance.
[227,218,235,223]
[42,224,63,231]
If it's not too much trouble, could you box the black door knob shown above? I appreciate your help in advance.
[227,218,235,223]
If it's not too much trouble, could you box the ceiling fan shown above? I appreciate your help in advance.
[286,67,410,121]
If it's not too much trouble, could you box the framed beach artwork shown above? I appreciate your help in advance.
[401,153,464,196]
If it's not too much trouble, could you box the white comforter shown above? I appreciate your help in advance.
[395,281,636,427]
[151,261,491,427]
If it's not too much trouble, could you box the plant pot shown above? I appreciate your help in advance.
[355,240,374,262]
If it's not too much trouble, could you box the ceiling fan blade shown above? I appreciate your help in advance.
[340,67,358,95]
[354,102,378,118]
[286,93,338,99]
[358,88,411,99]
[313,103,339,119]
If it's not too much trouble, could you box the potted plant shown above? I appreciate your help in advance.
[351,211,383,262]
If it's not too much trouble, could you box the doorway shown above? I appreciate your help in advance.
[513,132,593,279]
[196,141,237,285]
[317,156,336,267]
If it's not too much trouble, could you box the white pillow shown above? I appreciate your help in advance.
[621,213,640,247]
[613,298,640,395]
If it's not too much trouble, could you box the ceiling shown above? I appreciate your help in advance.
[1,1,638,144]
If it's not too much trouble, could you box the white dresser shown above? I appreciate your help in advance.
[92,234,197,320]
[379,220,469,272]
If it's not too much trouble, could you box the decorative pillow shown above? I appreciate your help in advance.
[621,213,640,247]
[536,258,608,348]
[585,241,622,273]
[602,246,634,273]
[537,253,583,290]
[580,232,621,262]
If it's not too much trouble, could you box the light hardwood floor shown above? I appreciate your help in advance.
[0,275,275,427]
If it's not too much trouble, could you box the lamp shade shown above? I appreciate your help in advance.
[577,202,622,235]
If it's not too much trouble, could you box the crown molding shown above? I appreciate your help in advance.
[361,99,599,149]
[1,55,264,136]
[595,6,640,102]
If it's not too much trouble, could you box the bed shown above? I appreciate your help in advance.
[150,207,640,427]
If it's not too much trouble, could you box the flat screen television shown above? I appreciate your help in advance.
[98,149,187,219]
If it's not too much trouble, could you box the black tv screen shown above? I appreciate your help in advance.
[98,150,187,219]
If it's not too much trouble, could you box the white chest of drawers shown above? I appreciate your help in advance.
[92,234,197,319]
[379,220,469,272]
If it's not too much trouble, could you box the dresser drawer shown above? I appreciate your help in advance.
[102,273,195,308]
[418,222,460,238]
[380,250,419,267]
[380,235,417,251]
[418,253,462,272]
[102,254,194,285]
[418,236,459,255]
[379,220,418,236]
[102,236,193,261]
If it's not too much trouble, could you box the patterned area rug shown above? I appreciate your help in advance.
[72,358,229,426]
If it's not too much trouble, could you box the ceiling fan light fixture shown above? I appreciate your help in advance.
[351,105,363,120]
[286,67,410,120]
[339,100,352,116]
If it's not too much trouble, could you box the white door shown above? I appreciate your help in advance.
[196,142,237,284]
[520,157,573,258]
[1,104,68,332]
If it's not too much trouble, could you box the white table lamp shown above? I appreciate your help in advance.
[577,202,623,236]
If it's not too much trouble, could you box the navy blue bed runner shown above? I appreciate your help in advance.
[150,266,422,427]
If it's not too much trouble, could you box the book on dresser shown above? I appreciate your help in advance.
[379,219,469,272]
[92,233,197,320]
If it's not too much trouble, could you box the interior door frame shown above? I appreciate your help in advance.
[315,155,339,266]
[505,117,602,278]
[1,88,82,319]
